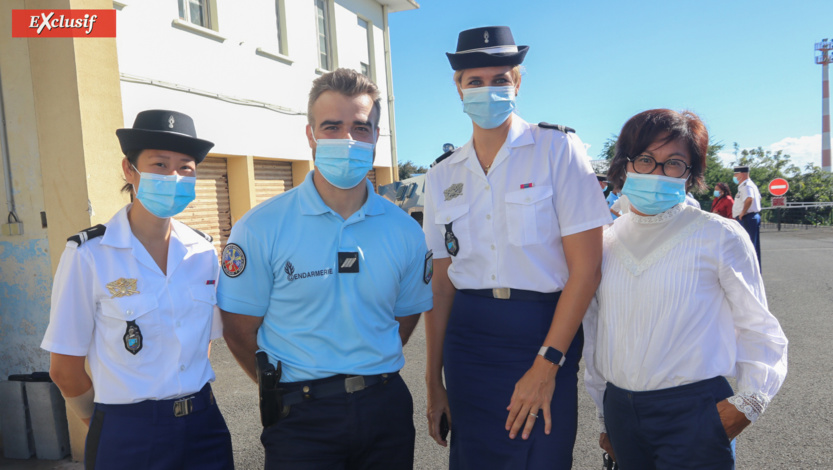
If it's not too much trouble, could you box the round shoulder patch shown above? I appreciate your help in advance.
[221,243,246,278]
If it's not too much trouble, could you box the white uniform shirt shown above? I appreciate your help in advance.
[41,205,222,404]
[423,115,611,292]
[610,194,631,215]
[583,205,788,430]
[732,178,762,217]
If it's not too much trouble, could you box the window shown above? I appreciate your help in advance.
[275,0,288,55]
[314,0,332,70]
[357,17,374,80]
[179,0,210,29]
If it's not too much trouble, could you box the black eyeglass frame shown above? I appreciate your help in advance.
[627,154,692,179]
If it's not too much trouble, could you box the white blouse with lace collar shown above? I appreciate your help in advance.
[583,204,788,432]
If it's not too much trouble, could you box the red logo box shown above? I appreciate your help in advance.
[12,10,116,38]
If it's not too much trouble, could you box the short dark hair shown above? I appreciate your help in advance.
[307,68,382,128]
[121,149,142,194]
[607,109,708,192]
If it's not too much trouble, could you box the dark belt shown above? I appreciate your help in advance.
[280,372,398,407]
[95,383,215,418]
[460,288,561,302]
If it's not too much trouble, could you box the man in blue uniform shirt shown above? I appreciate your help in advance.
[218,68,433,470]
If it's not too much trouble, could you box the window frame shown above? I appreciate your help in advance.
[314,0,337,72]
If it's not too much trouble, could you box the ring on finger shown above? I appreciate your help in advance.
[529,412,538,418]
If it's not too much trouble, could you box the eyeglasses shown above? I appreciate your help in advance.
[627,155,691,179]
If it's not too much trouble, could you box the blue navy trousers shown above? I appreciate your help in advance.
[261,373,415,470]
[603,376,736,470]
[739,212,761,270]
[85,383,233,470]
[444,291,582,470]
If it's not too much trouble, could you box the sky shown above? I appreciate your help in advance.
[388,0,833,171]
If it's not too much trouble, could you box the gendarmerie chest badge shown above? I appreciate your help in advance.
[443,183,463,201]
[123,320,143,355]
[444,223,459,257]
[106,278,139,298]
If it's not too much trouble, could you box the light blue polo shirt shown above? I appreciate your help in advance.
[217,171,433,382]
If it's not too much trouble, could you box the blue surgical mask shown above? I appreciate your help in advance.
[462,86,516,129]
[733,176,739,184]
[313,133,374,190]
[621,172,687,215]
[133,167,196,219]
[602,184,608,192]
[714,190,721,198]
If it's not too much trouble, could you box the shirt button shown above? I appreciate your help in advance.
[486,214,491,220]
[525,197,531,202]
[485,185,491,190]
[176,321,181,327]
[180,365,186,371]
[491,275,496,280]
[491,244,496,250]
[125,310,132,316]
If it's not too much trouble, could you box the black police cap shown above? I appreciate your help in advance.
[116,110,214,164]
[446,26,529,71]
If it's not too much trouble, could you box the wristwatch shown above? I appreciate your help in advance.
[538,346,566,367]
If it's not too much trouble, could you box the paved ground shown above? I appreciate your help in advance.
[3,229,831,469]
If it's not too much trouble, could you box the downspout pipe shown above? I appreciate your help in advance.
[0,66,17,222]
[382,5,399,182]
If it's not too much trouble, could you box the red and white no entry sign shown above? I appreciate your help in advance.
[768,178,789,196]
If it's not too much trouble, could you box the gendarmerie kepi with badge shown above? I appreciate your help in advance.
[40,109,234,469]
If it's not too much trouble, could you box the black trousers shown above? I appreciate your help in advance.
[261,373,415,470]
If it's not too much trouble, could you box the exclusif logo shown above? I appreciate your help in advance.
[12,10,116,38]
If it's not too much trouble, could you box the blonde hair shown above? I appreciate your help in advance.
[308,68,382,127]
[454,65,522,86]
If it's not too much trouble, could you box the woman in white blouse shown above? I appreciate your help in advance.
[583,109,788,469]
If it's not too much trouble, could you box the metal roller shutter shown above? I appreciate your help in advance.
[177,156,232,255]
[254,160,294,204]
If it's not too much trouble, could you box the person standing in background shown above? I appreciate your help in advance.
[732,166,762,269]
[711,182,734,219]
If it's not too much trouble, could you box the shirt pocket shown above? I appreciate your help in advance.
[505,185,554,246]
[97,294,159,364]
[188,284,217,320]
[434,203,471,258]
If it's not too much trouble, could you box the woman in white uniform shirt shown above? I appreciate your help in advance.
[41,110,234,470]
[423,26,611,469]
[584,109,788,469]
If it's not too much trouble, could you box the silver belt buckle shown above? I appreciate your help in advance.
[492,288,511,299]
[345,376,366,393]
[173,397,193,417]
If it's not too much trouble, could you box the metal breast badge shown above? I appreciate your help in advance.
[443,183,464,201]
[106,278,139,298]
[123,320,143,355]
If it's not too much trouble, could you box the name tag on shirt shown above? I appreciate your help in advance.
[338,252,359,273]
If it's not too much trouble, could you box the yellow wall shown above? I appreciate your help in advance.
[375,166,394,188]
[226,154,256,224]
[5,0,127,461]
[26,0,128,273]
[292,159,314,188]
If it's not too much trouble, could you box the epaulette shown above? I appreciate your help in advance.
[430,150,454,168]
[189,226,213,243]
[67,224,106,247]
[538,122,575,134]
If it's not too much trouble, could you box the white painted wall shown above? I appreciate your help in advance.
[115,0,408,167]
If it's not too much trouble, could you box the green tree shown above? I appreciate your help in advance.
[398,160,428,181]
[599,135,618,161]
